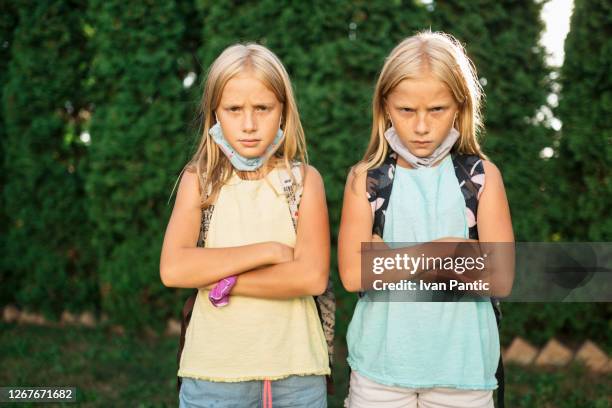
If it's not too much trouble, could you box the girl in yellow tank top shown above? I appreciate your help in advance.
[160,43,331,408]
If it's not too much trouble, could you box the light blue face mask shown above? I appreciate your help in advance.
[208,118,284,171]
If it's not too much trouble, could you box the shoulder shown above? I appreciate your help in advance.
[480,160,506,195]
[301,164,324,190]
[346,161,369,185]
[343,161,370,199]
[481,160,503,181]
[175,166,202,210]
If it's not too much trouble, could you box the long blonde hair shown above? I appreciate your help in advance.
[359,30,487,173]
[173,43,307,208]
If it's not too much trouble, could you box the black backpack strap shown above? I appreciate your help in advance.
[452,152,504,408]
[451,152,484,240]
[361,150,398,298]
[366,150,398,238]
[492,296,504,408]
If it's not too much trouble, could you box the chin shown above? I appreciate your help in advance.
[409,147,435,157]
[236,147,267,158]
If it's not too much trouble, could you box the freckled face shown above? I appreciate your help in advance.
[385,73,459,159]
[215,72,283,158]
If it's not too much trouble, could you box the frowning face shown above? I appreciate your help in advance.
[386,72,459,164]
[215,71,283,159]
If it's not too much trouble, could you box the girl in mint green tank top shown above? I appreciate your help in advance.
[338,31,514,408]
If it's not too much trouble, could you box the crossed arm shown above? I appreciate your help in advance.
[159,165,330,298]
[337,160,515,297]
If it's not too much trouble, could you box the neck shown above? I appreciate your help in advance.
[234,157,280,180]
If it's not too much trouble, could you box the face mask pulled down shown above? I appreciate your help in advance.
[384,125,460,168]
[208,119,284,171]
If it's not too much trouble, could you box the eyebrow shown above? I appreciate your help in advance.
[221,101,276,107]
[395,103,451,109]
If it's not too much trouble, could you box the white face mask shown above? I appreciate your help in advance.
[384,125,460,168]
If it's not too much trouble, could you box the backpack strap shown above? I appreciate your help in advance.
[450,153,485,240]
[366,150,398,238]
[451,152,505,408]
[278,162,337,395]
[277,162,303,231]
[361,150,398,298]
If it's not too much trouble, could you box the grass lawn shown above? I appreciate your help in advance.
[0,322,609,407]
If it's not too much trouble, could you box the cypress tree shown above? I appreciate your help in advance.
[2,0,94,316]
[86,0,195,330]
[0,2,19,306]
[555,0,611,241]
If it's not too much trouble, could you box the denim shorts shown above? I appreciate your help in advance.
[179,374,327,408]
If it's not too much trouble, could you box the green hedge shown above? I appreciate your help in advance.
[0,2,19,307]
[554,0,611,241]
[2,1,96,317]
[85,0,200,331]
[0,0,609,350]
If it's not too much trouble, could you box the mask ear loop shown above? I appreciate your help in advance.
[383,97,392,128]
[269,112,284,163]
[386,112,394,129]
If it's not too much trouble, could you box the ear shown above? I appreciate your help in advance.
[382,98,392,121]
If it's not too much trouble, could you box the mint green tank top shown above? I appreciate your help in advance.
[346,154,500,390]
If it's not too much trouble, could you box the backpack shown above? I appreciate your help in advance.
[365,150,505,408]
[176,162,336,395]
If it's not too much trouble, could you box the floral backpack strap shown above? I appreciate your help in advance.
[451,152,505,408]
[450,153,485,240]
[278,162,336,395]
[278,162,303,230]
[360,150,398,298]
[366,150,398,238]
[450,153,498,315]
[176,182,214,393]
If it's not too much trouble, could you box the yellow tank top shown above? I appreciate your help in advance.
[178,167,330,382]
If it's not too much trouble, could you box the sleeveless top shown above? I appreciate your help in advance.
[178,168,330,382]
[346,154,500,390]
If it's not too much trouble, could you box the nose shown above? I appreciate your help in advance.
[415,112,429,136]
[242,110,256,133]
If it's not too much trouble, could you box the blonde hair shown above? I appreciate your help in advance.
[359,30,487,173]
[172,43,307,208]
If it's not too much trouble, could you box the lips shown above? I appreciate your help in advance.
[238,139,261,147]
[412,141,432,146]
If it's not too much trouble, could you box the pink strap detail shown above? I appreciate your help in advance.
[263,379,272,408]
